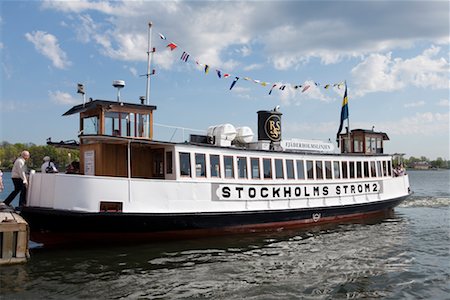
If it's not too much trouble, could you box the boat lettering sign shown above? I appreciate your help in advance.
[213,181,382,201]
[281,139,335,153]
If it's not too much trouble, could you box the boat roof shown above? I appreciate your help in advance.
[62,99,157,116]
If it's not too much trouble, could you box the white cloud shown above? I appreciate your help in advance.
[243,64,263,71]
[369,112,449,136]
[404,101,425,108]
[40,1,449,75]
[49,90,79,105]
[25,31,71,69]
[124,65,138,77]
[437,99,450,107]
[351,46,448,96]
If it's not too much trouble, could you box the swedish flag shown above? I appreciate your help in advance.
[336,83,349,139]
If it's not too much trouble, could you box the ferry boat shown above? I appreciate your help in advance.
[20,88,411,246]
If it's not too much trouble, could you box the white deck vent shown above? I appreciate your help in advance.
[235,126,254,144]
[207,124,236,147]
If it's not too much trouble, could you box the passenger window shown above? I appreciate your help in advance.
[286,159,295,179]
[316,161,323,179]
[251,158,260,179]
[377,161,382,177]
[342,161,348,179]
[224,156,234,178]
[275,159,284,179]
[179,152,191,177]
[387,161,392,176]
[383,161,387,176]
[349,161,355,178]
[356,161,362,178]
[166,151,173,174]
[238,157,248,179]
[263,158,272,179]
[325,161,332,179]
[370,161,376,177]
[333,161,340,179]
[306,160,314,179]
[363,161,369,178]
[210,155,220,178]
[297,160,305,179]
[195,153,206,177]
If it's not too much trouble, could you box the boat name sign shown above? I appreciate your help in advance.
[213,181,382,201]
[281,139,335,153]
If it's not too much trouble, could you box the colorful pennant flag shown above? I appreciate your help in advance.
[204,65,210,74]
[269,84,277,95]
[158,33,166,40]
[301,85,311,93]
[336,82,349,141]
[216,70,222,78]
[167,42,177,51]
[229,77,239,90]
[180,51,189,62]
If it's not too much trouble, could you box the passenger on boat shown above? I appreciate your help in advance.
[2,150,30,207]
[41,156,58,173]
[66,160,80,174]
[393,164,406,177]
[0,169,4,193]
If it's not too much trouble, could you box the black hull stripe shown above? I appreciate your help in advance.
[20,196,408,246]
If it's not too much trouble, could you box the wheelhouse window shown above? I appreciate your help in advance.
[342,161,348,179]
[286,160,295,179]
[275,159,284,179]
[316,161,324,179]
[179,152,191,177]
[297,160,305,180]
[263,158,272,179]
[349,161,355,178]
[333,161,340,179]
[82,116,99,134]
[210,155,220,178]
[325,161,332,179]
[356,161,362,178]
[251,158,260,179]
[237,157,248,179]
[224,156,234,178]
[306,160,314,180]
[195,153,206,177]
[166,151,173,174]
[363,161,369,178]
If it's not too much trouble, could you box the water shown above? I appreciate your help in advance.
[1,170,449,299]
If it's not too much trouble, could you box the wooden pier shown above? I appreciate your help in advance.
[0,209,30,265]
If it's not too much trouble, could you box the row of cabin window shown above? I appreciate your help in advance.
[178,152,392,180]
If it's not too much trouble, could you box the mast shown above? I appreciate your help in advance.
[145,21,153,105]
[345,81,350,152]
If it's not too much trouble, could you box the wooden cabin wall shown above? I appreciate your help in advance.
[130,145,154,178]
[80,143,127,177]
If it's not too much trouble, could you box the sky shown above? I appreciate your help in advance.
[0,0,449,160]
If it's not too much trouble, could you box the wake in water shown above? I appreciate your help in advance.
[400,196,450,208]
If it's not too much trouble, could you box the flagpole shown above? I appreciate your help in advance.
[145,21,153,105]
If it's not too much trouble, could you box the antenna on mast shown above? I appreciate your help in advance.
[145,21,155,105]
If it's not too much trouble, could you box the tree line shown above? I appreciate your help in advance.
[403,156,449,169]
[0,142,79,172]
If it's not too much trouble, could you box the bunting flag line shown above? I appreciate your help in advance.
[157,30,345,96]
[229,77,239,90]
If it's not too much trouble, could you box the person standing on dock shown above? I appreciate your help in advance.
[2,150,30,207]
